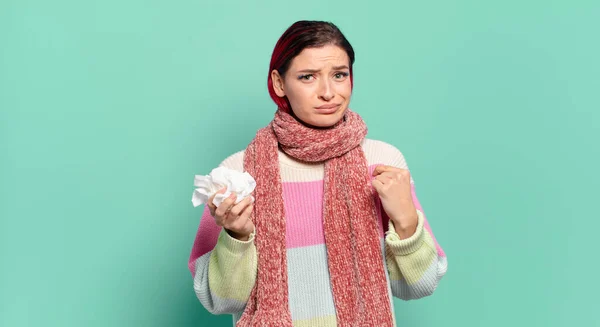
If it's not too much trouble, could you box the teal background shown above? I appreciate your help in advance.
[1,0,599,326]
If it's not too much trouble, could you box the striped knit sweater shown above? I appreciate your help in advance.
[188,138,448,326]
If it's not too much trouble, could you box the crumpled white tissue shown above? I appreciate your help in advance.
[192,167,256,207]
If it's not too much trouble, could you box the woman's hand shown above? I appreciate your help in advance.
[207,188,255,241]
[372,165,418,239]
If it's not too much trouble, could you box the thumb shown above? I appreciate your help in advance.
[373,165,393,176]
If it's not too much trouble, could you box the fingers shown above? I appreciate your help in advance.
[239,203,254,222]
[372,178,384,193]
[228,196,253,217]
[373,172,402,186]
[373,165,396,176]
[373,165,409,177]
[207,187,227,211]
[372,169,411,195]
[214,192,237,218]
[226,204,254,231]
[373,167,410,181]
[213,192,256,231]
[375,174,393,184]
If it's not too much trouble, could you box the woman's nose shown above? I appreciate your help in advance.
[318,79,334,101]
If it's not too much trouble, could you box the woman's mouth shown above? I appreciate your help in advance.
[315,104,341,114]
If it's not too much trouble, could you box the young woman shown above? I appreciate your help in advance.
[188,20,448,326]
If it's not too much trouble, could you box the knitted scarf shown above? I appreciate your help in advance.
[236,109,394,326]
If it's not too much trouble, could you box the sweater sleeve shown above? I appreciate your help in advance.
[384,205,447,300]
[374,141,448,300]
[188,151,258,314]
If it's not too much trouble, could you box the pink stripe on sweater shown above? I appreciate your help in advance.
[188,206,220,275]
[283,180,326,248]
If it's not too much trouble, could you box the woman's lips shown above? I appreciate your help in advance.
[315,104,341,114]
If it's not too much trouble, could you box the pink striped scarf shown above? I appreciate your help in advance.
[236,109,394,326]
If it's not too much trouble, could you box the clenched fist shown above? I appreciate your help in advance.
[207,188,255,241]
[372,165,418,239]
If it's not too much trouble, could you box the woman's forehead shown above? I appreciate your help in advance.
[290,46,350,71]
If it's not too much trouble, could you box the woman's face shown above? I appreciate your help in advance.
[272,45,352,128]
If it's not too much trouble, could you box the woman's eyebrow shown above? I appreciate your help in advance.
[297,65,349,73]
[297,68,320,74]
[332,65,349,70]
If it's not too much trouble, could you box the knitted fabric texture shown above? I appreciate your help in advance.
[236,109,394,326]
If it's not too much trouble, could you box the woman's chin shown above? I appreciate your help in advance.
[291,107,347,128]
[310,110,347,127]
[304,114,342,128]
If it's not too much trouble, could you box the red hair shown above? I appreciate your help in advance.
[267,21,355,113]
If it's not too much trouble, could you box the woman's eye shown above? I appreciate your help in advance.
[298,74,314,81]
[334,72,349,79]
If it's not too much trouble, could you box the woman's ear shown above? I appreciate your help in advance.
[271,70,286,97]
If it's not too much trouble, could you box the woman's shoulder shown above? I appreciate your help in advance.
[361,138,409,169]
[218,150,245,172]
